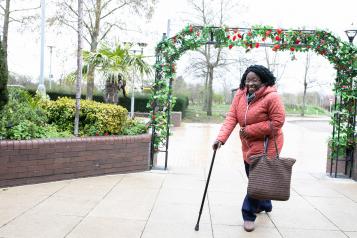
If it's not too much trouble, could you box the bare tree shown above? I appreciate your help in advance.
[74,0,83,136]
[49,0,156,100]
[184,0,241,116]
[263,47,288,88]
[0,0,39,64]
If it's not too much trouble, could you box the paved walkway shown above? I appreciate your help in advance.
[1,117,357,238]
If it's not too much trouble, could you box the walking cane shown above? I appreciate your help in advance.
[195,149,217,231]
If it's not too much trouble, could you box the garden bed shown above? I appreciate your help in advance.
[0,134,151,187]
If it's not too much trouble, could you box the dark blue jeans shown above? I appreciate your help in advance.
[242,161,272,221]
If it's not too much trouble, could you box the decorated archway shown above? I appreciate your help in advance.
[149,25,357,176]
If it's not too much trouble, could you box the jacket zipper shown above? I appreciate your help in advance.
[243,100,250,150]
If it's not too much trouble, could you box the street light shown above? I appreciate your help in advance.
[37,0,46,97]
[47,45,55,90]
[345,29,357,44]
[123,42,148,118]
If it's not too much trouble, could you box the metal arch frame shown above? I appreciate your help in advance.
[150,26,356,177]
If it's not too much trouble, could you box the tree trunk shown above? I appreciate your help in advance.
[104,79,118,104]
[207,66,213,116]
[86,0,101,100]
[203,44,210,111]
[74,0,83,136]
[301,81,307,117]
[301,52,310,117]
[2,0,10,61]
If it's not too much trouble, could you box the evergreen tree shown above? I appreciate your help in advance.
[0,40,8,111]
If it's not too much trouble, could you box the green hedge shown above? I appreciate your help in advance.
[41,97,128,136]
[26,89,189,117]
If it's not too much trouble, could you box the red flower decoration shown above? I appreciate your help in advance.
[255,42,260,48]
[290,47,295,51]
[232,35,237,41]
[196,32,200,37]
[276,28,283,35]
[295,39,301,44]
[262,37,266,42]
[229,44,233,49]
[248,31,252,36]
[272,44,280,51]
[104,132,109,136]
[189,25,193,32]
[238,33,242,38]
[275,36,281,41]
[265,30,272,36]
[227,35,231,39]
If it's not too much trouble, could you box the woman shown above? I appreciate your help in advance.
[212,65,285,232]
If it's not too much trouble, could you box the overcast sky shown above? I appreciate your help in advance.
[6,0,357,94]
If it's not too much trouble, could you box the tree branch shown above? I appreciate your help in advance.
[83,1,94,31]
[63,2,93,38]
[100,1,128,20]
[10,5,40,13]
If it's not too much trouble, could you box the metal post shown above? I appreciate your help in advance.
[335,95,342,178]
[37,0,46,97]
[48,45,54,90]
[164,77,173,170]
[150,53,161,168]
[130,68,135,118]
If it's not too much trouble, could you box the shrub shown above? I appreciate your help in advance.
[0,88,69,140]
[41,97,128,136]
[121,119,148,135]
[26,89,189,116]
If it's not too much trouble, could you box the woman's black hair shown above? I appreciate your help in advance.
[239,65,276,90]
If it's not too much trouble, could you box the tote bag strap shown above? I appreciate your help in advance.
[264,121,280,158]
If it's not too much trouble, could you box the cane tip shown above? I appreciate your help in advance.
[195,224,199,231]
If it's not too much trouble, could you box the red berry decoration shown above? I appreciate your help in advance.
[290,47,295,51]
[262,37,266,42]
[248,31,252,36]
[229,44,233,49]
[238,33,242,38]
[295,39,301,44]
[232,35,237,41]
[189,25,193,32]
[265,30,272,36]
[227,35,231,39]
[276,28,283,34]
[255,42,260,48]
[275,36,281,41]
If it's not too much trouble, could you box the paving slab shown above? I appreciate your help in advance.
[0,118,356,238]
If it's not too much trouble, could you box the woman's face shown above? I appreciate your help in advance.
[246,72,263,94]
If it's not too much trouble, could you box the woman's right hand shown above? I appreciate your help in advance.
[212,140,222,150]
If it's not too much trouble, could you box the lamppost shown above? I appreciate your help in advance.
[124,42,148,118]
[37,0,46,97]
[47,45,55,90]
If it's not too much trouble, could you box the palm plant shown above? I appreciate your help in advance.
[84,43,152,104]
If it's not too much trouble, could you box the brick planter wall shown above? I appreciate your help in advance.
[0,134,151,187]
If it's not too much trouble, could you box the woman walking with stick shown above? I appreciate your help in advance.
[212,65,286,232]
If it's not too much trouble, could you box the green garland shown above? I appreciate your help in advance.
[150,24,357,154]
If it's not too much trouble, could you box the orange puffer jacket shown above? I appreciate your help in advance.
[217,86,285,163]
